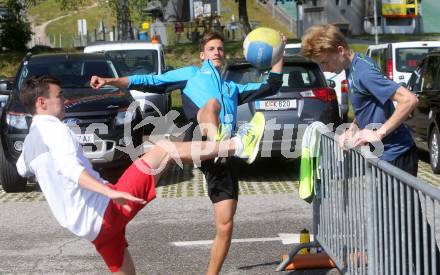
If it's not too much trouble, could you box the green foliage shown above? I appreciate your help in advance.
[54,0,87,10]
[0,52,25,78]
[0,0,33,51]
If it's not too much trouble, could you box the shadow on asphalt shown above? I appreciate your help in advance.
[417,148,430,164]
[236,157,299,181]
[19,157,300,192]
[154,157,300,188]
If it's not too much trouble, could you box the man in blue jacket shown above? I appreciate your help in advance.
[90,31,285,274]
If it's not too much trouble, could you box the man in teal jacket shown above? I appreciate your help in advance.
[91,31,285,274]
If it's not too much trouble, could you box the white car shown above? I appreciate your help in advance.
[285,43,349,121]
[84,41,172,117]
[366,41,440,86]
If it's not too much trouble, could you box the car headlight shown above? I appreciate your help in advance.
[6,112,30,130]
[114,109,136,126]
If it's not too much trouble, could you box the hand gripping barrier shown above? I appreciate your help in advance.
[277,129,440,274]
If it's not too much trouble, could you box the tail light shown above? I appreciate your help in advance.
[341,79,349,94]
[387,59,393,80]
[300,88,337,102]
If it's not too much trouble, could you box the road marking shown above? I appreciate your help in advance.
[171,233,315,247]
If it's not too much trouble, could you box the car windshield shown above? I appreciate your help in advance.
[18,60,118,89]
[105,50,158,76]
[225,63,322,89]
[396,47,440,73]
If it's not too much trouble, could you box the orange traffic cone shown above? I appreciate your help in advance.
[281,252,336,270]
[152,34,159,43]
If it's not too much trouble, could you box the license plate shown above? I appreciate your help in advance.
[256,99,297,110]
[76,134,94,144]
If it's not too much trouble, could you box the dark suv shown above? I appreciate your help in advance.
[222,56,340,158]
[0,53,144,192]
[405,50,440,173]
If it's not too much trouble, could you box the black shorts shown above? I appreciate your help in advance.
[387,144,418,176]
[184,116,239,203]
[200,157,239,203]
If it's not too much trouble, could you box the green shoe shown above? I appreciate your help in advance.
[236,112,265,164]
[215,123,231,142]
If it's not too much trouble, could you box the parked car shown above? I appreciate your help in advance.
[0,53,144,192]
[84,41,172,118]
[0,77,12,107]
[366,41,440,86]
[405,50,440,173]
[223,56,340,158]
[285,43,349,121]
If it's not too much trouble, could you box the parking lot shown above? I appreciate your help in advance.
[0,150,438,274]
[0,149,439,203]
[0,157,330,274]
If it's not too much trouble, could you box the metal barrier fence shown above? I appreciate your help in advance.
[31,20,251,49]
[277,128,440,274]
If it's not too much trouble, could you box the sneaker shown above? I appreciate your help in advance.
[215,123,231,142]
[236,112,265,164]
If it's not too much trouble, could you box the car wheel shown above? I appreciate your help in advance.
[0,144,26,192]
[429,126,440,174]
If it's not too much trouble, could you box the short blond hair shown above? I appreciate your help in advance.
[301,24,349,59]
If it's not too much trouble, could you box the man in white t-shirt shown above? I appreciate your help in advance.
[16,75,265,274]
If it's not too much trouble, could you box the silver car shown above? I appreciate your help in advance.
[223,56,341,159]
[284,43,349,122]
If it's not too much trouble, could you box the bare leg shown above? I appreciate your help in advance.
[206,199,237,275]
[140,139,237,183]
[113,248,135,275]
[197,98,221,140]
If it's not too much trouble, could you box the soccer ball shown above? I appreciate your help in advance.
[243,27,283,69]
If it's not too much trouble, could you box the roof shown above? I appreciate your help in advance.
[27,53,109,62]
[226,55,314,66]
[367,41,440,50]
[84,41,162,53]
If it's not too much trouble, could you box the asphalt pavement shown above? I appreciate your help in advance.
[0,158,343,274]
[0,153,439,274]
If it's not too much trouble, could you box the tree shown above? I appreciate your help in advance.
[108,0,133,40]
[48,0,148,41]
[237,0,251,35]
[0,0,33,51]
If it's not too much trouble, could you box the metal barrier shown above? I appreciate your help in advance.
[277,129,440,274]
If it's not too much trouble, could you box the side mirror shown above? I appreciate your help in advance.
[327,79,336,88]
[0,79,12,95]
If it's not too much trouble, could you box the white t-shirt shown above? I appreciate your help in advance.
[17,115,110,241]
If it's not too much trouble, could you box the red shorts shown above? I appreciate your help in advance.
[92,159,156,272]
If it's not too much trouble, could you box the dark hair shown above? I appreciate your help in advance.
[20,75,61,114]
[199,31,224,52]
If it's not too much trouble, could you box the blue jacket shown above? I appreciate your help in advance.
[128,59,282,130]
